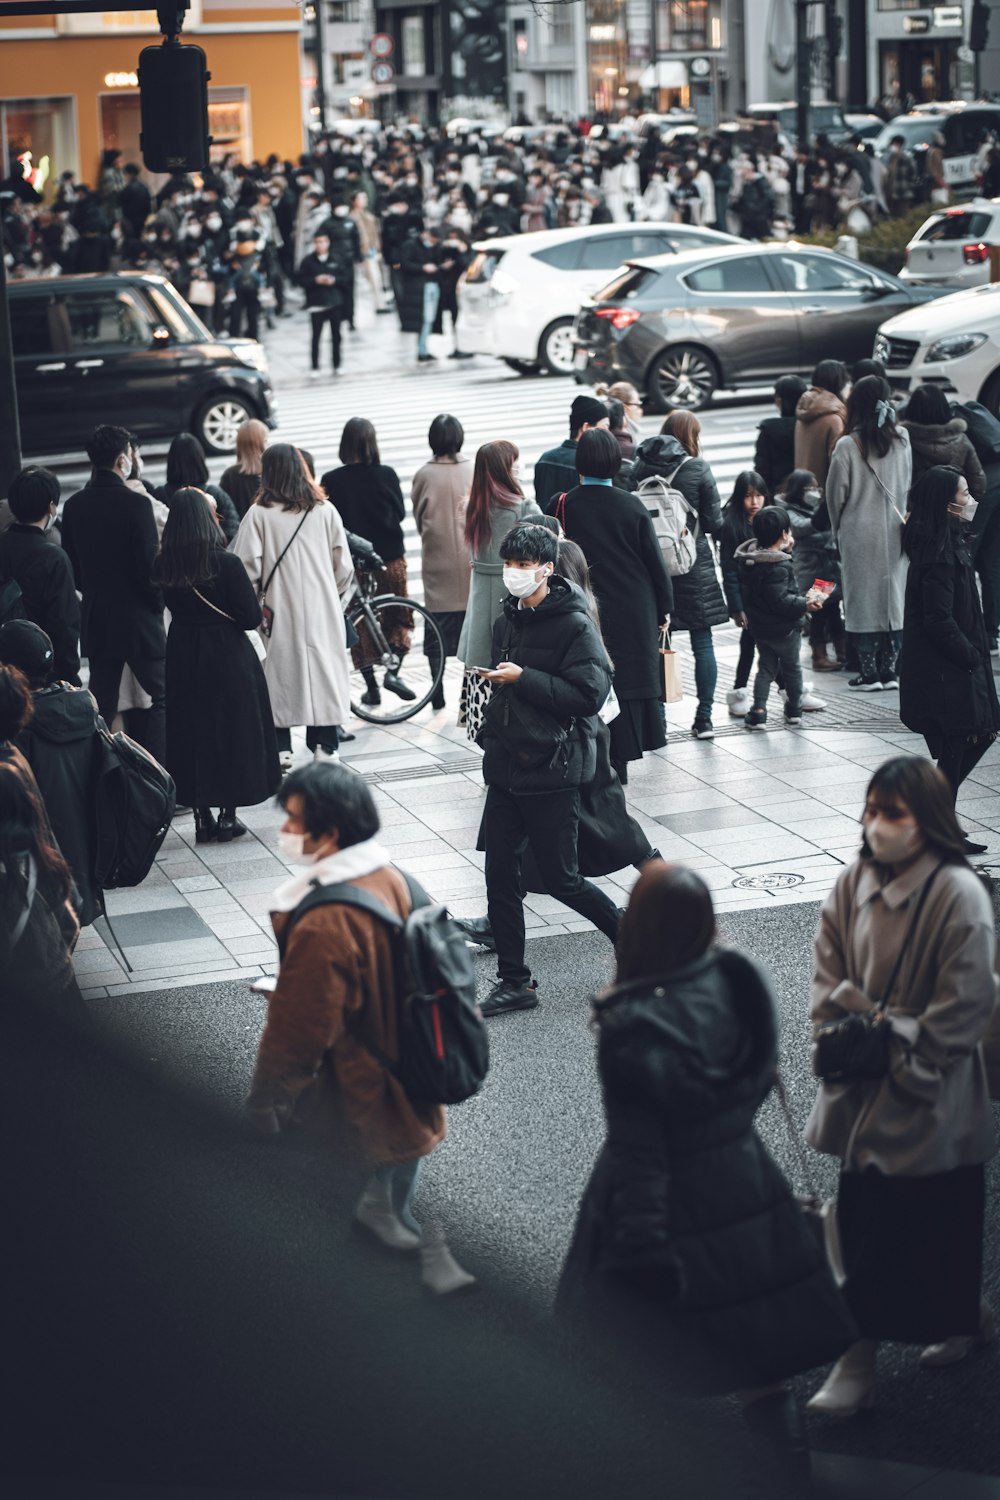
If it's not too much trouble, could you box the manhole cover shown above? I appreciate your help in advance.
[732,872,806,891]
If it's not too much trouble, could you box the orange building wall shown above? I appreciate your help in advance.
[0,22,303,181]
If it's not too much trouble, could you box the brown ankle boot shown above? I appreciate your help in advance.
[811,642,839,672]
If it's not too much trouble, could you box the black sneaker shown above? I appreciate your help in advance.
[879,673,899,691]
[848,675,882,691]
[360,686,382,706]
[784,708,803,727]
[453,915,496,952]
[691,716,715,740]
[963,836,989,856]
[480,979,539,1017]
[744,707,768,731]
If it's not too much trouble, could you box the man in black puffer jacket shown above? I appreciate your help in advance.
[476,524,620,1017]
[735,505,822,732]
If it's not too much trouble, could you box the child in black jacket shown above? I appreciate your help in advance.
[735,505,822,730]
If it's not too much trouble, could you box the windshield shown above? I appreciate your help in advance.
[592,266,659,302]
[916,210,993,243]
[874,118,943,153]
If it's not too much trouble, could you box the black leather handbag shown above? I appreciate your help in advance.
[813,864,941,1085]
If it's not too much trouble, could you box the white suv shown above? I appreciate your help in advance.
[874,281,1000,413]
[900,200,1000,291]
[456,222,739,376]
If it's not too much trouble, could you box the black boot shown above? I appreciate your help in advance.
[217,808,248,843]
[741,1389,813,1497]
[360,667,381,707]
[194,808,218,844]
[383,651,417,702]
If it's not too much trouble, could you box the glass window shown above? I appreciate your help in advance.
[772,252,875,293]
[578,235,638,271]
[9,296,56,358]
[593,266,659,302]
[533,241,582,270]
[61,290,150,350]
[401,14,427,77]
[465,248,507,283]
[918,211,993,242]
[0,97,78,202]
[684,257,772,293]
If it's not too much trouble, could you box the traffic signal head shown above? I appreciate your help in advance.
[138,41,212,173]
[971,1,990,52]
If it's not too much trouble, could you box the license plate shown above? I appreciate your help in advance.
[574,347,589,370]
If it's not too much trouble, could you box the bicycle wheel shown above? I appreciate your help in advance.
[348,594,446,724]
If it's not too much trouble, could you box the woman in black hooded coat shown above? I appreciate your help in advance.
[557,863,856,1491]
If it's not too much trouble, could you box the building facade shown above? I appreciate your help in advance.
[372,0,508,122]
[0,3,303,195]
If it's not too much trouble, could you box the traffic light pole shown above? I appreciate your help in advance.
[796,0,810,151]
[0,213,23,502]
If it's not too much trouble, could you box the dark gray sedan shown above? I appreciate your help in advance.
[572,243,945,410]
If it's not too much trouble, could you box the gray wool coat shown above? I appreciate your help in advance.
[411,455,473,613]
[457,496,541,669]
[825,430,912,633]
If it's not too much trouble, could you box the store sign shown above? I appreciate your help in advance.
[932,5,963,24]
[57,3,201,33]
[589,24,617,41]
[903,13,930,31]
[104,70,139,86]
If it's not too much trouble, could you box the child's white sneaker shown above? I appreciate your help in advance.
[727,688,751,717]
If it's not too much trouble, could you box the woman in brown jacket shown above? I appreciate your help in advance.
[805,756,997,1417]
[794,359,849,490]
[411,413,473,710]
[245,761,474,1294]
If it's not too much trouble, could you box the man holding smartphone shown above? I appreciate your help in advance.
[477,524,622,1017]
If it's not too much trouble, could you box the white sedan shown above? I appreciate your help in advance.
[875,280,1000,413]
[456,222,741,376]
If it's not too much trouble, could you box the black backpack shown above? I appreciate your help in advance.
[284,872,489,1106]
[91,728,176,888]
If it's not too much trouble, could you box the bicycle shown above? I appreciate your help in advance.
[345,550,445,725]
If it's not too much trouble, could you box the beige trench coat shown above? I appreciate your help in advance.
[805,851,997,1177]
[410,454,473,612]
[231,499,355,729]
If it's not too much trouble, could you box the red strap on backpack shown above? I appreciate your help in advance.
[553,491,569,533]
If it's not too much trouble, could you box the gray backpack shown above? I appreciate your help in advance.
[636,459,699,576]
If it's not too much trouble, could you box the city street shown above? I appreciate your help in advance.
[62,288,1000,1494]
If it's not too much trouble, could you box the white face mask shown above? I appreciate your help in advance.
[206,215,222,230]
[278,830,324,863]
[503,564,550,599]
[960,494,979,523]
[865,817,922,866]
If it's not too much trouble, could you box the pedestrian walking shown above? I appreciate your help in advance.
[399,224,441,364]
[410,414,473,711]
[825,375,912,690]
[476,523,621,1017]
[545,428,673,784]
[901,384,987,500]
[219,417,268,521]
[557,861,855,1495]
[629,413,728,739]
[806,756,997,1416]
[350,189,388,313]
[533,395,609,509]
[457,440,540,740]
[156,489,280,844]
[321,418,414,708]
[245,762,475,1295]
[297,230,344,378]
[898,466,1000,838]
[0,466,80,685]
[794,360,850,490]
[155,432,240,542]
[736,505,824,731]
[232,444,354,773]
[60,424,166,766]
[719,470,768,718]
[755,374,808,495]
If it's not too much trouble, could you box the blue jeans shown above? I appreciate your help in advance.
[687,627,718,721]
[375,1157,423,1233]
[418,282,440,357]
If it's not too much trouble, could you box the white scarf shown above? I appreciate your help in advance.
[269,837,391,914]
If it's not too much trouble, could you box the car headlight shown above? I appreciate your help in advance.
[926,333,988,362]
[232,340,269,373]
[873,332,889,362]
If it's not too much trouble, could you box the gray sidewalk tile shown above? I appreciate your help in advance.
[656,805,773,835]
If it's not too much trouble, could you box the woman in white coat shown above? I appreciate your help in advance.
[232,443,355,771]
[825,375,912,690]
[805,755,997,1416]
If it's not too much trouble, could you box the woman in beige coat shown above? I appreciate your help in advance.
[805,755,997,1417]
[411,414,473,711]
[232,444,354,771]
[794,359,849,489]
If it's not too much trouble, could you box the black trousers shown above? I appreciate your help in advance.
[88,653,166,767]
[923,724,993,801]
[274,725,339,755]
[310,308,341,370]
[734,628,756,690]
[483,784,621,986]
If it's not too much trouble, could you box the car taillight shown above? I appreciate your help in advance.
[964,243,989,265]
[594,307,641,331]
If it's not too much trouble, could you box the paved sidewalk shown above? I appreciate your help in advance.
[77,631,1000,998]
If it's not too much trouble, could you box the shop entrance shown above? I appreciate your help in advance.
[879,40,960,106]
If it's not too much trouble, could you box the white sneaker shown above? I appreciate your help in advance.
[920,1300,994,1368]
[354,1178,422,1252]
[312,744,340,763]
[308,369,321,381]
[727,688,751,717]
[780,687,826,712]
[419,1223,478,1295]
[806,1342,877,1417]
[278,750,294,774]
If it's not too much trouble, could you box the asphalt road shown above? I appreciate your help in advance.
[85,899,1000,1483]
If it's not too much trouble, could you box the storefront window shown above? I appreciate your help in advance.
[1,98,78,201]
[402,15,427,77]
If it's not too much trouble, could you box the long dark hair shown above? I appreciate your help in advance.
[721,470,769,545]
[0,758,75,919]
[155,488,224,587]
[0,663,32,744]
[465,440,523,555]
[257,443,324,512]
[165,432,210,489]
[846,374,906,461]
[862,756,967,864]
[339,417,380,466]
[903,465,963,562]
[615,861,716,983]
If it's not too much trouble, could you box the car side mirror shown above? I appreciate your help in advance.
[151,324,171,344]
[861,283,889,299]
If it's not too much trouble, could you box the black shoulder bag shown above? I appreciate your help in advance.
[813,863,941,1084]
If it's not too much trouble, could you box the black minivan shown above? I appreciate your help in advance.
[8,271,277,457]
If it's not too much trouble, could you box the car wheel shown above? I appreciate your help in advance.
[647,345,718,411]
[538,318,576,377]
[980,371,1000,420]
[503,357,539,375]
[194,393,255,454]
